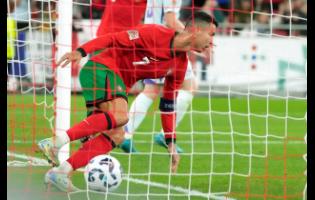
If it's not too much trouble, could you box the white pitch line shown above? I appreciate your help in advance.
[7,151,234,200]
[7,151,49,166]
[125,177,234,200]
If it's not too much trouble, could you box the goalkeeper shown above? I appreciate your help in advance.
[38,11,218,192]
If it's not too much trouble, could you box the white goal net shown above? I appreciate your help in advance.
[7,0,307,199]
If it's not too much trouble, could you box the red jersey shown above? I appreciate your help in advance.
[80,24,188,136]
[81,24,188,100]
[97,0,147,36]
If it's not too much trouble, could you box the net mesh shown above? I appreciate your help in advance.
[7,0,307,199]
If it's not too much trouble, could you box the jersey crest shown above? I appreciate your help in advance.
[127,30,139,40]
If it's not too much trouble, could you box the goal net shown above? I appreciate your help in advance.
[7,0,307,199]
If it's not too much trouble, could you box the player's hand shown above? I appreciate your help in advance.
[56,50,82,68]
[167,142,180,173]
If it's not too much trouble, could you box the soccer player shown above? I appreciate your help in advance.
[38,11,217,192]
[79,0,147,144]
[96,0,147,36]
[120,0,197,153]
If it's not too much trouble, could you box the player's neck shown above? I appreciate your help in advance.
[172,32,194,52]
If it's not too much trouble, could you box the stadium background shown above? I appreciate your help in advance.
[7,0,307,199]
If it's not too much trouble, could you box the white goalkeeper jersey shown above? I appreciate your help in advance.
[144,0,182,25]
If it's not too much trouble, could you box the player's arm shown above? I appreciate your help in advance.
[160,58,187,143]
[163,0,185,32]
[159,57,187,173]
[164,12,185,31]
[159,79,179,174]
[56,29,143,67]
[79,31,139,55]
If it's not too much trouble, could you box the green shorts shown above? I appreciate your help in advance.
[79,60,127,108]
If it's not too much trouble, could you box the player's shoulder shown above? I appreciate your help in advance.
[136,24,175,35]
[126,24,175,43]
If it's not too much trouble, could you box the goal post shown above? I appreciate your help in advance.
[54,0,73,163]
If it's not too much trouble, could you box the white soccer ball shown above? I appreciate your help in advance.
[84,154,123,192]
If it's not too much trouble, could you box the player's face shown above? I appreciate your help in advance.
[192,24,216,53]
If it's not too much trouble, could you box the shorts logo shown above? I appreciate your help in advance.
[116,86,123,92]
[127,30,139,40]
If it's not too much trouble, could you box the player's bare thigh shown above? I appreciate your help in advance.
[97,97,129,127]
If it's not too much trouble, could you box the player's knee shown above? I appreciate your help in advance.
[114,113,129,127]
[109,129,125,145]
[114,133,125,145]
[121,116,129,126]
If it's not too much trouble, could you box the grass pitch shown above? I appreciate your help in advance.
[7,94,306,200]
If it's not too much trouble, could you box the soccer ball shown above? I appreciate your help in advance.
[84,154,123,192]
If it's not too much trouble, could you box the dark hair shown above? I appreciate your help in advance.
[185,11,219,28]
[179,0,208,21]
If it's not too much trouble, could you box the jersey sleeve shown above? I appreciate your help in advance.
[159,55,187,144]
[162,56,187,100]
[163,0,182,18]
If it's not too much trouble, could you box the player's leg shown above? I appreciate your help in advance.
[175,81,196,126]
[125,81,160,135]
[38,60,128,165]
[79,107,99,143]
[39,96,129,163]
[120,80,160,153]
[41,61,130,192]
[43,98,128,192]
[44,98,128,191]
[45,125,126,192]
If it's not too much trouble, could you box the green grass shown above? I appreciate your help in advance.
[7,94,307,200]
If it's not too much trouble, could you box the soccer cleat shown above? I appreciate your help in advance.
[37,138,59,166]
[154,133,184,153]
[44,168,80,193]
[119,139,138,153]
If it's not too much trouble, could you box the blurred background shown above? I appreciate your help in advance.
[7,0,307,96]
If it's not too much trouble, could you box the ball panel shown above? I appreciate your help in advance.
[84,154,123,192]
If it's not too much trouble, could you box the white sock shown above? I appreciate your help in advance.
[53,131,70,149]
[55,161,73,175]
[125,93,153,136]
[175,90,193,127]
